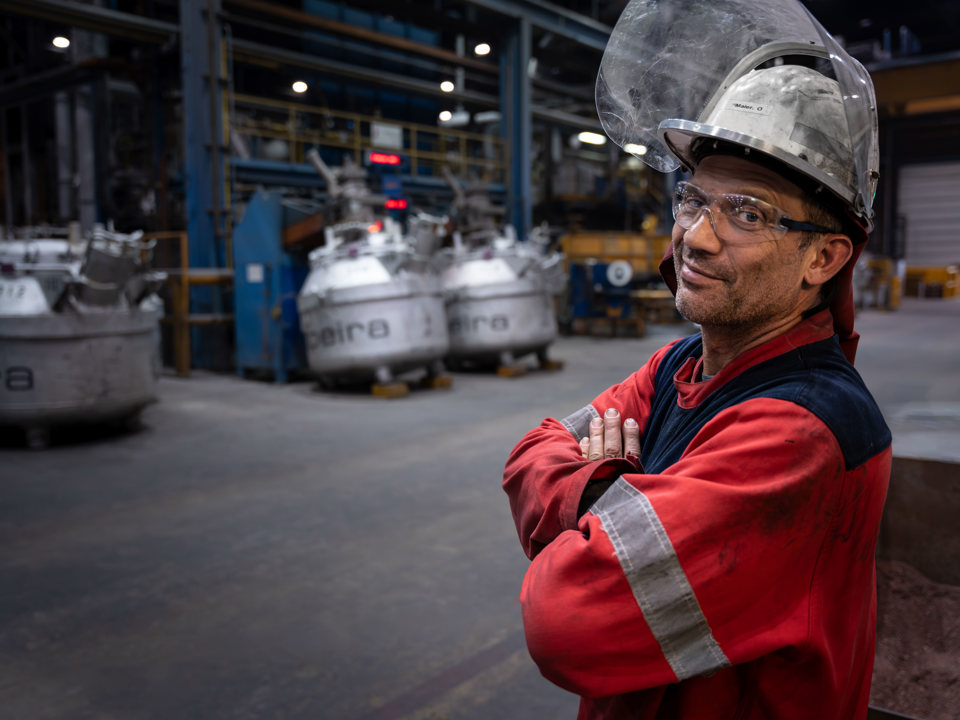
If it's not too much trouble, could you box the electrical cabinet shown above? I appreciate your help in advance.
[232,191,313,382]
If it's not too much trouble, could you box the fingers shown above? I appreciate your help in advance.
[581,409,641,461]
[623,417,641,458]
[586,417,604,460]
[603,408,622,459]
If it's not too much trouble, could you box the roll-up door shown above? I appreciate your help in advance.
[897,162,960,265]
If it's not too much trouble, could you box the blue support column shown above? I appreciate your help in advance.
[501,17,532,238]
[179,0,229,369]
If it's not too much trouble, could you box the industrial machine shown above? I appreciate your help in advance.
[435,170,566,375]
[296,152,450,395]
[0,225,165,447]
[567,260,636,329]
[561,226,674,336]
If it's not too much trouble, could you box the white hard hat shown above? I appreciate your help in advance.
[660,65,857,218]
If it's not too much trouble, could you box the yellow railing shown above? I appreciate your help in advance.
[147,231,235,378]
[229,93,506,184]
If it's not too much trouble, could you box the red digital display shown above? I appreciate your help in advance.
[385,199,408,210]
[369,152,402,165]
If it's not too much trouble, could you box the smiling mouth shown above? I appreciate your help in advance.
[680,261,724,283]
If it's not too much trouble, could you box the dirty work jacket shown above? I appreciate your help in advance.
[503,310,892,720]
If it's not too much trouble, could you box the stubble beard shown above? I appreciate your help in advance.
[672,250,744,327]
[672,247,783,329]
[674,275,773,330]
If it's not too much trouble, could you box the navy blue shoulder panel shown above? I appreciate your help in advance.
[642,335,891,473]
[652,334,703,388]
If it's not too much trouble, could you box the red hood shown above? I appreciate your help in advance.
[658,214,869,365]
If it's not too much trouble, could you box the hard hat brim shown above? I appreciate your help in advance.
[659,118,859,214]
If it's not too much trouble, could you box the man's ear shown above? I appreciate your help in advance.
[805,234,853,286]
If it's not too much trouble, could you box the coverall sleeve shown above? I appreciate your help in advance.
[518,397,858,699]
[502,344,672,559]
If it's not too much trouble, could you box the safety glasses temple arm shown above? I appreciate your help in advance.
[779,218,837,234]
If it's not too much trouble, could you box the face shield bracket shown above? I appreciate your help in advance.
[700,41,833,120]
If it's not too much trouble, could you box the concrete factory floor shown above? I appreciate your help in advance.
[2,297,959,720]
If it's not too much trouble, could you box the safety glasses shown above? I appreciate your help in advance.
[672,181,836,244]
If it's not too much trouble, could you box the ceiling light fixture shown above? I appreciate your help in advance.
[440,80,455,93]
[52,36,70,49]
[292,81,308,93]
[624,143,648,156]
[474,42,491,56]
[439,109,470,128]
[577,131,606,146]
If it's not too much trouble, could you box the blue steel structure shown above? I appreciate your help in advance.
[502,17,533,237]
[179,0,231,369]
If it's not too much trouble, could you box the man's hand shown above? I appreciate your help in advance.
[580,407,640,460]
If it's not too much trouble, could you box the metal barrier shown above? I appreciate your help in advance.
[230,93,506,184]
[147,231,234,377]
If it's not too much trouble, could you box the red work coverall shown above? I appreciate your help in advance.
[503,311,892,719]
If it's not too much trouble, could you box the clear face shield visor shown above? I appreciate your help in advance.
[595,0,879,226]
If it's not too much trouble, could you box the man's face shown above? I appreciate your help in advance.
[671,154,822,331]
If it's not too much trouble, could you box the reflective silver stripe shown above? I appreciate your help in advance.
[560,404,600,440]
[591,477,730,680]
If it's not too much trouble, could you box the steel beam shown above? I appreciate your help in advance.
[502,18,533,236]
[0,0,177,44]
[462,0,612,51]
[180,0,221,270]
[180,0,230,370]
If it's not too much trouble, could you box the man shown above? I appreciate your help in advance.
[502,4,892,718]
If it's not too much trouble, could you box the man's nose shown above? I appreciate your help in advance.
[682,206,723,251]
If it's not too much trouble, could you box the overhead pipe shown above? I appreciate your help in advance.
[223,9,487,86]
[224,0,495,73]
